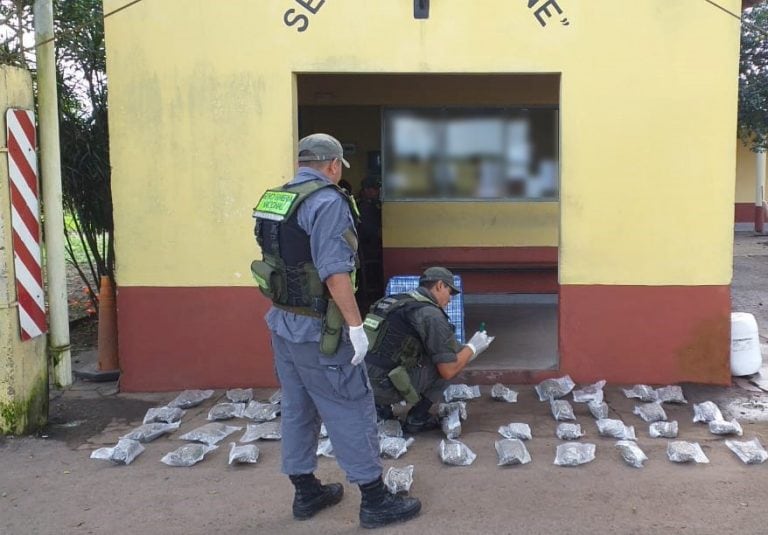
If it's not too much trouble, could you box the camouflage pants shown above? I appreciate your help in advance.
[367,363,448,406]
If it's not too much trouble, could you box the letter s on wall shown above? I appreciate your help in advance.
[283,8,309,32]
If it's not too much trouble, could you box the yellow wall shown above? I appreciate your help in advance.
[735,141,766,203]
[104,0,741,287]
[0,66,47,434]
[383,202,558,248]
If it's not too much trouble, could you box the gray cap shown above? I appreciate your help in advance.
[297,133,350,168]
[419,266,460,295]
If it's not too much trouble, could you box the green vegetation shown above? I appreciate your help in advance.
[1,0,113,312]
[739,2,768,152]
[0,371,48,435]
[57,0,113,310]
[64,211,92,264]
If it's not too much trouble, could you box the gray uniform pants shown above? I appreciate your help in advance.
[272,332,382,484]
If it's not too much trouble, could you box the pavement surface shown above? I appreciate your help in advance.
[732,231,768,341]
[2,232,768,535]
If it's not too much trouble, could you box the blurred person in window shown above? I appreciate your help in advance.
[357,175,382,256]
[355,175,384,311]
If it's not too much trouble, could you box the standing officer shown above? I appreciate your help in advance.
[251,133,421,529]
[363,267,494,431]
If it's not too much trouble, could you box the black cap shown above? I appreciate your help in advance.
[419,267,460,295]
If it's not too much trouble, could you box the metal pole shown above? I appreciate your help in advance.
[757,151,766,234]
[34,0,71,386]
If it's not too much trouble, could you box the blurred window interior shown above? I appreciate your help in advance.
[382,107,559,201]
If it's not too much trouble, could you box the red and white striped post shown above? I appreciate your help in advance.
[6,109,46,340]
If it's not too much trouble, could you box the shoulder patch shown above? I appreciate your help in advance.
[253,190,299,221]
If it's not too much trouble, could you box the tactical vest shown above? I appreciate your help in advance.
[251,178,359,315]
[363,290,446,371]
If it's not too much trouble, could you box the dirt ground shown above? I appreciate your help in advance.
[2,232,768,535]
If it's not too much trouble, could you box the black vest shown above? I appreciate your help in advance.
[365,292,438,371]
[252,178,358,310]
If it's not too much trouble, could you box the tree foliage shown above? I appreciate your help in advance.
[0,0,112,310]
[55,0,113,309]
[739,2,768,152]
[0,1,33,69]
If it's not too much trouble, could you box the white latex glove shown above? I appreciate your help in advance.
[349,324,369,366]
[465,331,495,361]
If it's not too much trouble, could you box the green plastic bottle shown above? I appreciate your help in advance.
[479,322,486,333]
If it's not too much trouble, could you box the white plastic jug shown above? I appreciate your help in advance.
[731,312,762,376]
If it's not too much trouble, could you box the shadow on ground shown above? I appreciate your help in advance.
[45,395,157,448]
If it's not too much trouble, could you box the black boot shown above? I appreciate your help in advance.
[289,473,344,520]
[359,476,421,529]
[403,397,439,433]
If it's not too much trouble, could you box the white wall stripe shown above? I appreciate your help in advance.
[10,206,42,260]
[8,156,40,215]
[18,305,43,338]
[13,254,45,306]
[7,112,37,173]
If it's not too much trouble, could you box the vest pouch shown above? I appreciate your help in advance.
[387,366,420,404]
[301,262,325,300]
[397,336,422,370]
[250,260,284,302]
[362,313,385,351]
[320,299,344,355]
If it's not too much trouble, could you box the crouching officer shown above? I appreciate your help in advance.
[363,267,494,432]
[252,133,421,528]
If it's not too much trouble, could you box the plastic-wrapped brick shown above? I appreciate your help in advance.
[495,439,531,466]
[535,376,575,401]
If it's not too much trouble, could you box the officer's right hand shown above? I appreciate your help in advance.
[466,331,494,361]
[349,324,369,366]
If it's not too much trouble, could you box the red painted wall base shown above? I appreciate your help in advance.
[383,246,559,293]
[736,202,768,224]
[558,285,731,385]
[117,287,277,392]
[115,284,731,391]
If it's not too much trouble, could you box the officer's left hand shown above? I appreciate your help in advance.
[349,324,369,365]
[466,330,495,361]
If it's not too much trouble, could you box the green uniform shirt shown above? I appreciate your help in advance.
[367,286,460,405]
[406,287,461,365]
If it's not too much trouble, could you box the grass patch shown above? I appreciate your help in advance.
[64,211,102,265]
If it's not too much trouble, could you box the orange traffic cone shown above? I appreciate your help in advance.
[97,275,119,373]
